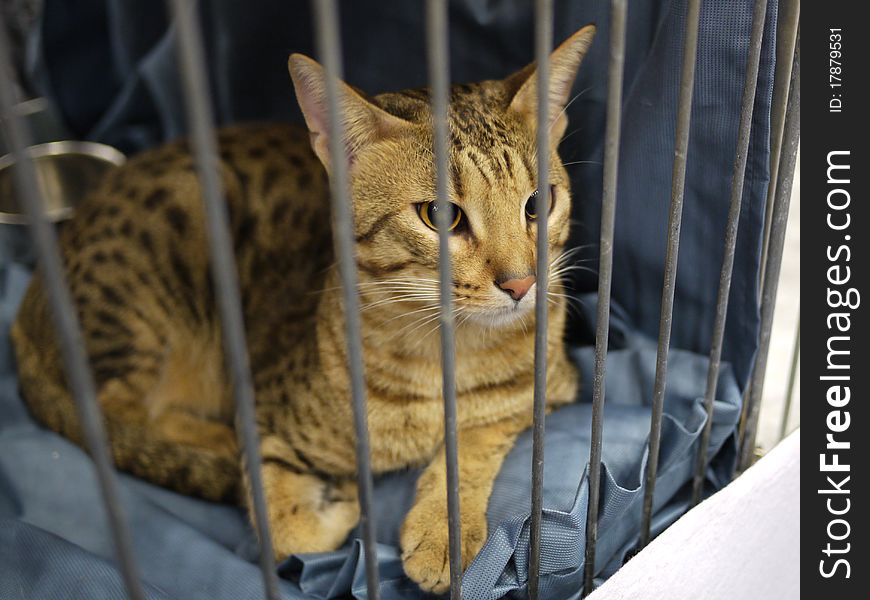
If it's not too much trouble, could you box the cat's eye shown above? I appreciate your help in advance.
[525,186,554,221]
[418,201,464,232]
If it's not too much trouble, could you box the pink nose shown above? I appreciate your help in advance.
[497,275,536,301]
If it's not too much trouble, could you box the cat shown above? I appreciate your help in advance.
[11,24,595,593]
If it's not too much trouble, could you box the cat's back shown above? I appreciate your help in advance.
[87,121,328,246]
[59,121,329,300]
[12,122,332,414]
[27,122,324,258]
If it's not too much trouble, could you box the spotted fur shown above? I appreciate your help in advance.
[12,25,595,592]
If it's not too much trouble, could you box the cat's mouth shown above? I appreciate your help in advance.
[464,292,536,329]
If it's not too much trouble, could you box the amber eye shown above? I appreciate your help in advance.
[418,201,463,232]
[525,186,554,221]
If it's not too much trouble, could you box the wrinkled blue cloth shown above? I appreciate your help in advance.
[2,0,776,597]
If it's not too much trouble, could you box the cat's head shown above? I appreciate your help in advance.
[289,25,595,330]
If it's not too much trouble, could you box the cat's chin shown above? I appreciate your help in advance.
[464,302,535,330]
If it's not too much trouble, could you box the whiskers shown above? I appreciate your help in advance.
[546,247,594,319]
[548,85,596,135]
[320,248,592,346]
[332,277,441,312]
[394,304,471,350]
[343,276,465,349]
[548,246,598,283]
[560,159,603,168]
[322,275,442,324]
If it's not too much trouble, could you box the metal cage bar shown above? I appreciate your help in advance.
[690,0,769,508]
[735,0,800,463]
[738,35,800,471]
[528,1,553,597]
[638,0,702,549]
[0,17,146,600]
[738,0,800,467]
[425,0,463,597]
[166,1,281,598]
[583,0,627,595]
[310,1,381,597]
[759,0,799,288]
[779,316,800,441]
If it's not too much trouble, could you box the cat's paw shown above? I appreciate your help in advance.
[400,498,487,594]
[267,476,360,560]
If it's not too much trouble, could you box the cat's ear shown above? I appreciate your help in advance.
[506,24,596,142]
[289,54,411,172]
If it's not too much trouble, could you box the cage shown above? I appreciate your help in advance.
[0,1,799,598]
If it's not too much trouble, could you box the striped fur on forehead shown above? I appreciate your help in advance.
[373,81,530,152]
[372,81,537,194]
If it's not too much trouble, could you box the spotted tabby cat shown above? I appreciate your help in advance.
[12,25,595,592]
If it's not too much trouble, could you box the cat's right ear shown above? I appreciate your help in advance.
[289,54,411,172]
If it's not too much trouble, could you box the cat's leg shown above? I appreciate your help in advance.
[104,396,241,502]
[254,432,361,559]
[15,331,241,503]
[400,414,531,593]
[12,280,241,502]
[92,337,241,503]
[87,318,242,502]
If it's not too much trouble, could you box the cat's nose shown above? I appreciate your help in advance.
[497,275,536,301]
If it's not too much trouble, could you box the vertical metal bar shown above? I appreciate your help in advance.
[739,37,800,470]
[779,316,800,440]
[750,4,800,451]
[638,0,702,549]
[736,381,751,444]
[166,2,280,598]
[583,1,627,596]
[0,18,146,600]
[758,0,800,288]
[742,0,799,460]
[425,1,462,597]
[310,1,380,597]
[690,0,769,508]
[528,1,552,598]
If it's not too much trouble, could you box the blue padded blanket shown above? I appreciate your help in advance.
[1,0,777,597]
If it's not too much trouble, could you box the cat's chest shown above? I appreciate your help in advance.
[366,397,446,471]
[362,365,533,472]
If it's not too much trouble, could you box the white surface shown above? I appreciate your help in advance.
[757,150,801,450]
[589,430,800,600]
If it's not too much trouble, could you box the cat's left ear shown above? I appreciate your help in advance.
[289,54,412,172]
[506,24,596,143]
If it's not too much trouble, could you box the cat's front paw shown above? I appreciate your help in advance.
[264,474,360,560]
[400,498,487,594]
